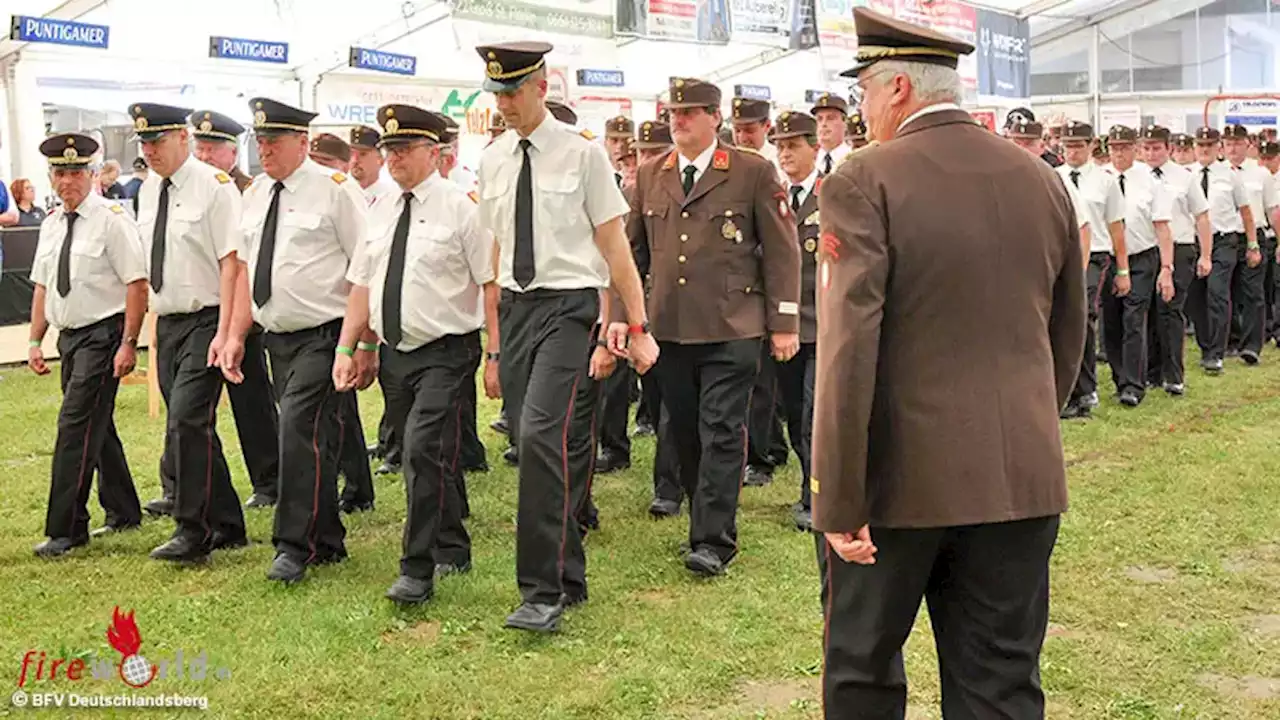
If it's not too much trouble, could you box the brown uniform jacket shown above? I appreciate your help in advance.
[621,143,800,342]
[230,166,253,194]
[811,108,1086,533]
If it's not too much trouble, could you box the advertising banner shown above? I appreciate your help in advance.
[975,9,1030,99]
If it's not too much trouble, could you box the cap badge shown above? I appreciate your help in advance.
[199,120,213,132]
[487,61,503,77]
[134,117,149,131]
[385,118,400,134]
[254,110,267,126]
[63,148,79,160]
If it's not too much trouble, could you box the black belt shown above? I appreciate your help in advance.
[500,287,597,303]
[267,318,342,338]
[62,313,124,337]
[159,305,219,321]
[1213,231,1244,241]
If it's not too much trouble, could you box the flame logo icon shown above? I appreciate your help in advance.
[106,606,156,688]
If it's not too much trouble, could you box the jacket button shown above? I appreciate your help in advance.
[680,233,688,242]
[745,286,752,292]
[646,210,653,216]
[678,277,687,286]
[678,255,686,263]
[681,211,689,218]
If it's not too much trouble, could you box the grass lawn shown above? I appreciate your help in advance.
[2,350,1280,719]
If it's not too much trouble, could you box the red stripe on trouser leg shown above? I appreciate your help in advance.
[305,390,331,565]
[67,370,107,536]
[556,373,583,591]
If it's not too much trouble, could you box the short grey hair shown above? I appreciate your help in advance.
[873,60,962,105]
[102,159,122,173]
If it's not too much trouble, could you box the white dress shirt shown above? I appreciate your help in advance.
[362,173,399,208]
[1057,162,1125,253]
[1110,163,1172,255]
[1061,178,1089,229]
[241,158,367,333]
[1232,158,1279,235]
[136,154,243,316]
[1190,160,1250,234]
[348,173,495,352]
[30,193,147,330]
[478,112,630,292]
[786,168,819,208]
[449,164,479,194]
[677,142,718,188]
[817,143,851,175]
[1155,161,1209,245]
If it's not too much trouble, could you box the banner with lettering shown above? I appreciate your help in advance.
[618,0,733,43]
[730,0,792,46]
[976,8,1030,99]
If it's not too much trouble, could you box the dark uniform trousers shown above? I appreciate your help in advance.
[1147,244,1198,386]
[159,327,279,502]
[1227,229,1270,356]
[377,344,486,473]
[337,390,374,507]
[1102,247,1158,398]
[657,337,761,563]
[1265,232,1280,343]
[746,351,790,470]
[1186,232,1241,362]
[44,314,142,540]
[1069,252,1112,405]
[571,326,605,533]
[597,362,634,461]
[636,369,661,429]
[391,331,479,580]
[499,288,599,606]
[652,378,684,505]
[818,516,1060,720]
[156,307,244,547]
[265,319,346,564]
[778,344,816,509]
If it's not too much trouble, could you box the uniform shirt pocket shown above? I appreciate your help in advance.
[709,205,753,249]
[539,171,583,223]
[411,224,457,269]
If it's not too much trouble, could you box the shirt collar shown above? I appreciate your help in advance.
[678,142,718,176]
[897,102,963,132]
[791,168,819,198]
[166,153,197,190]
[277,158,321,193]
[514,112,558,154]
[405,171,441,205]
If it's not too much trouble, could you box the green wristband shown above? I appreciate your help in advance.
[335,345,355,357]
[357,341,378,352]
[1249,242,1261,250]
[1115,268,1130,277]
[28,340,41,348]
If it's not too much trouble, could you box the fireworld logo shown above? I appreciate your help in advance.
[17,606,231,688]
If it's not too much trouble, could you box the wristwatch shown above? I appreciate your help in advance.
[486,351,500,363]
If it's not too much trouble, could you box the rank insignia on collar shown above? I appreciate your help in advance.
[712,149,730,171]
[109,204,125,214]
[214,172,231,185]
[663,151,677,170]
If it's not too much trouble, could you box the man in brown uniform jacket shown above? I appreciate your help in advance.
[621,76,800,577]
[811,8,1086,719]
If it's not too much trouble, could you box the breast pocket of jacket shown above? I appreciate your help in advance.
[708,204,754,251]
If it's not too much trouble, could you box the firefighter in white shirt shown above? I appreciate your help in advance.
[1141,125,1212,395]
[1007,119,1092,264]
[1101,125,1175,407]
[239,97,369,584]
[1186,126,1256,374]
[1056,121,1128,418]
[334,104,499,605]
[810,92,852,174]
[350,126,399,207]
[28,133,147,558]
[1261,140,1280,343]
[132,102,251,564]
[1222,123,1280,361]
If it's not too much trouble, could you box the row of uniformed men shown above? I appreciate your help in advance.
[1003,119,1280,417]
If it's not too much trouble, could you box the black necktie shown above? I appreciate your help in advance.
[1118,174,1126,196]
[823,153,833,176]
[1153,166,1163,179]
[682,165,697,196]
[615,173,622,188]
[514,139,536,289]
[56,212,79,298]
[1070,169,1080,188]
[790,185,804,212]
[253,181,285,308]
[149,178,172,293]
[382,192,414,348]
[1201,167,1210,198]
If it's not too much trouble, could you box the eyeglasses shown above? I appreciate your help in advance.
[848,68,896,107]
[384,141,432,158]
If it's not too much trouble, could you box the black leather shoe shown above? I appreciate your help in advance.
[34,537,87,558]
[211,531,249,551]
[90,522,140,538]
[341,500,375,514]
[503,446,519,466]
[434,562,472,578]
[367,446,385,461]
[385,575,434,604]
[266,553,306,584]
[1202,358,1224,375]
[1241,350,1260,365]
[374,462,401,476]
[648,499,680,518]
[149,537,210,564]
[1118,389,1141,407]
[791,504,813,532]
[594,452,630,474]
[632,422,655,438]
[743,466,773,487]
[462,461,490,474]
[1164,382,1185,396]
[144,497,173,517]
[685,548,725,577]
[245,493,276,509]
[504,602,564,633]
[490,416,510,435]
[1059,402,1091,420]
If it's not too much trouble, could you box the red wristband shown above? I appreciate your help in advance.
[627,322,650,336]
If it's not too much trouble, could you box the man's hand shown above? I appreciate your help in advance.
[1157,267,1175,303]
[1113,273,1131,297]
[825,526,877,565]
[28,346,50,376]
[771,332,800,363]
[627,332,659,375]
[218,336,245,384]
[332,354,358,392]
[483,356,502,399]
[354,348,378,391]
[113,344,138,379]
[605,322,629,357]
[1248,247,1263,268]
[589,345,617,380]
[1198,255,1212,278]
[207,332,226,370]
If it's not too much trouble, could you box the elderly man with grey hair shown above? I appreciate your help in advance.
[96,159,127,200]
[811,7,1086,719]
